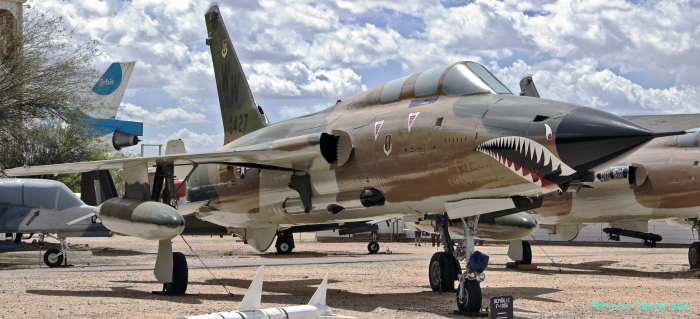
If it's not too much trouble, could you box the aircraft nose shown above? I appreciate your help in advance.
[555,107,681,172]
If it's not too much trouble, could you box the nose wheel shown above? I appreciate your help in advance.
[43,237,70,267]
[457,278,482,313]
[44,248,64,267]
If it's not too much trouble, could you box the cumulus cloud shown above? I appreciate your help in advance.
[25,0,700,138]
[278,104,329,119]
[119,103,209,128]
[493,59,700,115]
[247,62,366,99]
[157,129,224,153]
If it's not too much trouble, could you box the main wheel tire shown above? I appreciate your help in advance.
[457,279,482,313]
[276,237,294,254]
[438,253,457,292]
[428,252,457,292]
[429,253,442,291]
[521,240,532,265]
[368,241,380,254]
[165,252,188,295]
[689,242,700,269]
[44,249,63,267]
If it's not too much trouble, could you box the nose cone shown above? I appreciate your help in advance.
[556,107,661,172]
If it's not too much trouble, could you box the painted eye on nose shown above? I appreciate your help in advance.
[545,124,552,141]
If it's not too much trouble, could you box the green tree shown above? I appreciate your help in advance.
[0,10,126,189]
[0,11,100,134]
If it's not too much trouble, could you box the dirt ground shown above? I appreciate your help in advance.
[0,233,698,318]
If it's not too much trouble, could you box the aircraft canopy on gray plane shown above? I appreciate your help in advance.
[0,179,84,211]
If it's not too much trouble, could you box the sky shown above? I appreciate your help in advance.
[27,0,700,154]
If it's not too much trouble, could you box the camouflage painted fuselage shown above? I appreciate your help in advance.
[186,80,580,230]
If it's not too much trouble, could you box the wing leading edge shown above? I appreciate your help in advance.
[2,133,323,177]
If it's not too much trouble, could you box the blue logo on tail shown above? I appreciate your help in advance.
[91,63,122,96]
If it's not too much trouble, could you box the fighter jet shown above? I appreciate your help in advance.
[519,76,700,270]
[1,3,683,312]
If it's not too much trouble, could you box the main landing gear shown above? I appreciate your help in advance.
[161,252,188,295]
[690,219,700,269]
[507,239,532,265]
[276,230,295,254]
[368,231,380,254]
[427,213,488,314]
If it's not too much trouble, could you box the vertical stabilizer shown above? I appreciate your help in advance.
[238,265,264,311]
[307,274,329,306]
[81,61,136,119]
[205,4,268,145]
[165,140,191,180]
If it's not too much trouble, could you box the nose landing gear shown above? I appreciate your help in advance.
[427,213,489,315]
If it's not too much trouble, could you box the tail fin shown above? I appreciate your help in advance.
[80,62,136,119]
[237,265,264,311]
[205,4,268,145]
[308,274,329,306]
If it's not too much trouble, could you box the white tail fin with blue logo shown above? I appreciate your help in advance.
[80,61,136,119]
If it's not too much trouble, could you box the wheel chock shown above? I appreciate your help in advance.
[453,310,488,317]
[506,262,538,270]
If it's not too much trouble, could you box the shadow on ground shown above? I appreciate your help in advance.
[26,276,560,318]
[488,260,696,279]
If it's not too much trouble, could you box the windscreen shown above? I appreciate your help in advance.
[442,64,492,96]
[466,62,512,94]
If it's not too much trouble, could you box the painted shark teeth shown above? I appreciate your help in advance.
[475,136,577,188]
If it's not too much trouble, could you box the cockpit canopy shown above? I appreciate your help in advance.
[380,61,511,103]
[0,179,84,211]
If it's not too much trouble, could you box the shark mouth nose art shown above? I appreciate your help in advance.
[475,136,576,189]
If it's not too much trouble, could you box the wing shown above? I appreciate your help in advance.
[2,134,323,177]
[624,114,700,132]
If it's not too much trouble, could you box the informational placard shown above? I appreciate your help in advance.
[490,295,513,319]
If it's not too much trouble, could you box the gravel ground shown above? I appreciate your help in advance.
[0,234,698,318]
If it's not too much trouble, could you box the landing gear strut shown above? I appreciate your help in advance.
[276,230,295,254]
[455,216,488,314]
[427,213,488,314]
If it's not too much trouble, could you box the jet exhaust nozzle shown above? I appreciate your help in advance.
[112,129,141,150]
